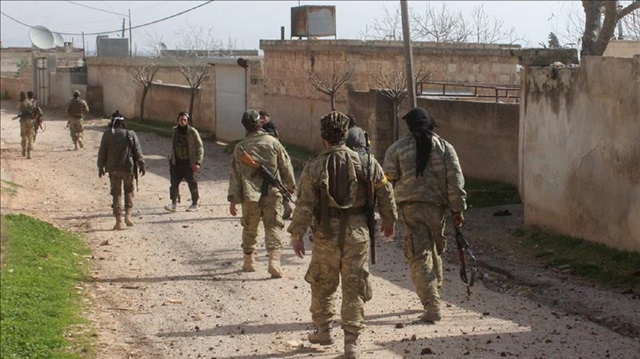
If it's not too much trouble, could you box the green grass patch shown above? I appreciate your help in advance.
[1,214,94,358]
[126,117,175,138]
[465,178,521,208]
[1,179,22,196]
[521,228,640,294]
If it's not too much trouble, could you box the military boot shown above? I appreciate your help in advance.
[78,138,84,149]
[308,323,334,345]
[113,215,124,230]
[124,210,134,227]
[26,149,31,159]
[344,332,360,359]
[420,307,442,323]
[267,249,284,278]
[21,148,26,157]
[73,141,78,150]
[242,252,256,272]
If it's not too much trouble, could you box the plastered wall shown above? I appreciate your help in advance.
[520,56,640,252]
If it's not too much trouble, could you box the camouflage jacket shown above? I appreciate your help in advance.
[67,97,89,118]
[97,128,145,174]
[18,99,34,120]
[287,144,397,242]
[228,129,295,203]
[383,133,467,213]
[169,126,204,167]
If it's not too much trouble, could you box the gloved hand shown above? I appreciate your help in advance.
[138,162,146,176]
[98,168,106,178]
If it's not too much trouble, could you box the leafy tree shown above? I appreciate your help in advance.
[548,32,561,48]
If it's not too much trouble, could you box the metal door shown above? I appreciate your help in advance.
[215,65,246,142]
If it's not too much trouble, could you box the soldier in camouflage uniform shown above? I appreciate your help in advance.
[27,91,44,145]
[66,90,90,150]
[288,111,397,359]
[383,107,467,323]
[98,111,146,230]
[228,109,296,278]
[17,91,35,159]
[258,110,295,220]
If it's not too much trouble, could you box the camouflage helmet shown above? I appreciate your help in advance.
[241,109,262,130]
[320,111,350,143]
[73,90,81,97]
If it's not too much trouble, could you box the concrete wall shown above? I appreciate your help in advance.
[603,40,640,58]
[420,98,519,186]
[0,68,31,100]
[520,55,640,252]
[0,47,83,75]
[268,87,519,185]
[86,57,216,133]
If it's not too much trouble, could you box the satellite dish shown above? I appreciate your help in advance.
[53,32,64,47]
[29,25,55,50]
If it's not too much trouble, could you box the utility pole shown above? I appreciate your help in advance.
[129,9,133,57]
[400,0,416,108]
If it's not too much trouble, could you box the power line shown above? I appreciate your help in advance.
[0,1,214,36]
[65,1,127,17]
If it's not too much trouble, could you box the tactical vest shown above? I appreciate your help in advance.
[68,98,85,117]
[19,100,34,118]
[318,148,366,244]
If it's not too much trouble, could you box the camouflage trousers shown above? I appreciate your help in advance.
[109,171,135,216]
[240,192,285,254]
[399,202,447,312]
[20,119,34,152]
[305,233,372,336]
[69,118,83,144]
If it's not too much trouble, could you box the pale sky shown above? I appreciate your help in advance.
[0,1,582,54]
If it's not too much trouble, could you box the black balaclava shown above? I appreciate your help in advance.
[403,107,436,177]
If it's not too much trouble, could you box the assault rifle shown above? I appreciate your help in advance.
[240,151,294,203]
[455,227,477,295]
[364,132,377,264]
[33,112,45,139]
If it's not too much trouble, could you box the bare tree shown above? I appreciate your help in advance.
[179,63,210,125]
[171,26,223,124]
[307,61,353,111]
[129,64,159,122]
[142,31,166,57]
[619,6,640,40]
[361,4,403,40]
[469,4,510,44]
[375,67,432,141]
[581,0,640,56]
[365,2,525,45]
[412,3,468,43]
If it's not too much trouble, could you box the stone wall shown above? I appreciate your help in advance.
[520,55,640,252]
[260,40,576,106]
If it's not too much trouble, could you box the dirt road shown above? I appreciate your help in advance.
[1,102,638,358]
